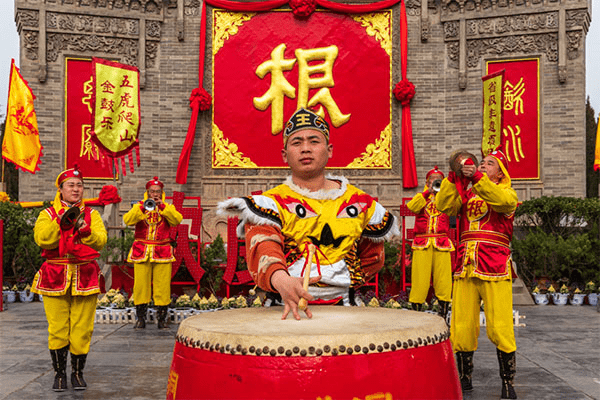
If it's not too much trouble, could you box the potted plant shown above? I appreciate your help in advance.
[4,285,16,303]
[531,285,549,305]
[552,284,570,305]
[570,287,585,306]
[585,281,598,306]
[19,283,35,303]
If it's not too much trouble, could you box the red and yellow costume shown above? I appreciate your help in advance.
[32,170,107,355]
[217,176,399,305]
[123,178,182,307]
[435,151,517,354]
[407,167,454,306]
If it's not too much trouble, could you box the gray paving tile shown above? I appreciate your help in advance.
[1,301,598,399]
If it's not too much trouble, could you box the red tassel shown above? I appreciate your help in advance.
[128,152,134,173]
[121,157,127,177]
[135,146,140,166]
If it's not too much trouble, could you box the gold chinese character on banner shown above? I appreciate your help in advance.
[503,124,525,162]
[254,43,351,135]
[504,77,525,116]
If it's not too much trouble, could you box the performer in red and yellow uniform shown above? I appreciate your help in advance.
[32,166,107,392]
[406,166,453,320]
[436,150,518,400]
[123,177,182,330]
[218,108,399,321]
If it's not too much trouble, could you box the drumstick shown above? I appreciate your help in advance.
[298,243,316,311]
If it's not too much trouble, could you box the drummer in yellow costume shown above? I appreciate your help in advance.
[435,149,518,400]
[32,165,107,391]
[123,176,183,330]
[218,108,399,320]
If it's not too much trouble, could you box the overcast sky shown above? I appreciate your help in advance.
[0,1,598,118]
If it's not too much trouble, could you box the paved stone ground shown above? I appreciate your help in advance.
[0,302,598,400]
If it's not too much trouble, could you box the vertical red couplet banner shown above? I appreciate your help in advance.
[487,59,540,180]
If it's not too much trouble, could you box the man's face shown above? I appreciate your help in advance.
[147,185,163,201]
[281,130,333,178]
[426,173,444,189]
[60,178,84,204]
[478,155,504,183]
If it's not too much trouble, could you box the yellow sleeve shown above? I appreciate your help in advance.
[161,203,183,226]
[435,178,462,216]
[33,210,60,250]
[472,175,518,214]
[80,209,108,251]
[123,204,144,226]
[406,193,426,213]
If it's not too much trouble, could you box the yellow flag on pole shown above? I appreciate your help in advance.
[481,69,504,157]
[594,115,600,171]
[2,59,43,173]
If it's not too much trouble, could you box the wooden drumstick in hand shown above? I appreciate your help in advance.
[298,244,317,311]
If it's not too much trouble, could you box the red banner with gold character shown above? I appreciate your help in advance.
[65,58,114,179]
[212,10,392,169]
[486,59,540,180]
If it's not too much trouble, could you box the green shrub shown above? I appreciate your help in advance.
[512,196,600,287]
[0,201,48,284]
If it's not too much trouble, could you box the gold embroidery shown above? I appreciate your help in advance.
[346,124,391,168]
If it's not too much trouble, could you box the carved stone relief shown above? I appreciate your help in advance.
[146,20,161,38]
[47,13,139,36]
[566,10,589,29]
[446,41,459,69]
[466,12,558,37]
[16,10,39,29]
[464,33,558,68]
[23,31,39,61]
[444,21,459,40]
[46,33,139,65]
[185,0,202,17]
[146,41,159,68]
[406,0,421,16]
[567,30,582,60]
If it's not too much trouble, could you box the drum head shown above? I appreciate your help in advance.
[176,306,449,357]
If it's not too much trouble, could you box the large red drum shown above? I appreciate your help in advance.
[167,306,461,400]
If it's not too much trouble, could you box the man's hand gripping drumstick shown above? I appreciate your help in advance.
[270,243,321,321]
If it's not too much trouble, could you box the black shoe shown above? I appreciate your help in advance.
[134,304,147,329]
[411,302,423,312]
[49,346,69,391]
[438,300,450,324]
[157,305,170,329]
[455,351,474,392]
[497,349,517,399]
[71,353,88,390]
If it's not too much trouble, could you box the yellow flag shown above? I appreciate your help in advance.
[2,59,43,173]
[481,70,504,157]
[595,115,600,171]
[91,57,140,157]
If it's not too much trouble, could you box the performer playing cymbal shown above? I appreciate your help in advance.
[436,149,519,400]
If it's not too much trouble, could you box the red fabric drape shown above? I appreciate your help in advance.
[400,0,418,188]
[176,0,417,185]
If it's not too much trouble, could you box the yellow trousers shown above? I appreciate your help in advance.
[409,246,452,303]
[133,261,172,306]
[42,292,96,355]
[450,277,516,353]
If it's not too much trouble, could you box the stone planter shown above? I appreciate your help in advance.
[552,293,569,306]
[5,291,16,303]
[587,293,599,306]
[532,293,549,305]
[19,290,35,302]
[570,293,585,305]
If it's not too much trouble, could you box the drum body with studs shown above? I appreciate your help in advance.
[167,306,460,400]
